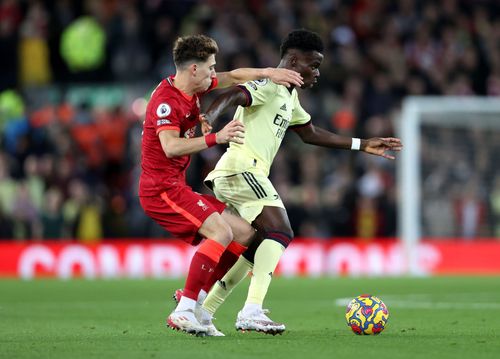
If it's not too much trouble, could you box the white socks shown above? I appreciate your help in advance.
[241,302,262,316]
[176,296,196,312]
[175,289,207,312]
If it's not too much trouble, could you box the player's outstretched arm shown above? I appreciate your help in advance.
[198,87,248,135]
[158,122,245,157]
[216,68,303,88]
[293,124,402,159]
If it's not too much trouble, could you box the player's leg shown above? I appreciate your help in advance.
[177,205,255,305]
[201,209,256,295]
[167,211,231,335]
[201,234,261,318]
[198,175,263,323]
[172,197,251,305]
[235,206,291,334]
[175,199,255,335]
[169,206,256,336]
[244,206,292,306]
[177,211,232,308]
[169,211,236,336]
[142,190,235,335]
[194,208,255,336]
[201,173,288,333]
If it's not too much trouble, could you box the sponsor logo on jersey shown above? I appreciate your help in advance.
[156,119,171,126]
[156,103,171,117]
[253,78,268,86]
[280,103,287,111]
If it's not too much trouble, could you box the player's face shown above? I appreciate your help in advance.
[194,54,217,91]
[294,51,323,89]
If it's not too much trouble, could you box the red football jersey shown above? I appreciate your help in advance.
[139,76,218,196]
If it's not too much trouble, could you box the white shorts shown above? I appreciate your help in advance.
[208,171,285,223]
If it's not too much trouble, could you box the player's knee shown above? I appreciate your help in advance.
[265,227,294,248]
[201,214,234,245]
[214,220,233,245]
[235,222,256,246]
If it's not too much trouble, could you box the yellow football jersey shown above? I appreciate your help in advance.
[205,78,311,181]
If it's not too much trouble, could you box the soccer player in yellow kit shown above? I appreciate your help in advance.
[198,29,402,335]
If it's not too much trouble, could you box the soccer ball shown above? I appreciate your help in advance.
[345,295,389,335]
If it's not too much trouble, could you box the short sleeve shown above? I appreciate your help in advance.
[289,90,311,127]
[148,95,182,135]
[237,79,278,107]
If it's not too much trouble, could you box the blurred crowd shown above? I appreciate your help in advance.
[1,0,500,240]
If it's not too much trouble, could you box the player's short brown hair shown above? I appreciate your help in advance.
[173,35,219,68]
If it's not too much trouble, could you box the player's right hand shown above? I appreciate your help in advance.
[266,68,304,87]
[217,120,245,144]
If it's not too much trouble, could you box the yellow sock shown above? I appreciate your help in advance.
[245,239,285,306]
[202,256,253,315]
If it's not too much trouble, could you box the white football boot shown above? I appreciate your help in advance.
[167,309,207,336]
[172,290,225,337]
[198,306,225,337]
[201,319,225,337]
[235,308,285,335]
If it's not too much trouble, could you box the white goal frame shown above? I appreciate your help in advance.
[398,96,500,275]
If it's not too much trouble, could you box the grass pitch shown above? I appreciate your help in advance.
[1,277,499,359]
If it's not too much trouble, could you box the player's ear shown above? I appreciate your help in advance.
[286,51,298,67]
[190,63,197,76]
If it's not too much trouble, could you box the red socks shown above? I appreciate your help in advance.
[202,241,247,293]
[183,239,225,300]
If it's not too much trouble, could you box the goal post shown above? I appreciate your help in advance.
[398,96,500,275]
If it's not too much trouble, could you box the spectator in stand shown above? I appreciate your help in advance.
[0,0,500,240]
[40,187,64,239]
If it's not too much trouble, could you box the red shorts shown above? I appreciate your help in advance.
[140,186,226,245]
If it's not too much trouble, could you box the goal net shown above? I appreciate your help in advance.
[398,96,500,275]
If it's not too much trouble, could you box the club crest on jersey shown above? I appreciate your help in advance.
[184,126,196,138]
[156,103,171,117]
[197,200,209,211]
[253,79,268,86]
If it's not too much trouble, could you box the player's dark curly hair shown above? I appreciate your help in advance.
[173,35,219,68]
[280,29,324,58]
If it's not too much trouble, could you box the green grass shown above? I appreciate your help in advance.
[1,277,499,359]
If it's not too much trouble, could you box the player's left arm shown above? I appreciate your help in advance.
[205,87,248,121]
[216,68,303,88]
[292,123,403,160]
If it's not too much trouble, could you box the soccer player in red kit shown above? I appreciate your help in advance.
[139,34,303,336]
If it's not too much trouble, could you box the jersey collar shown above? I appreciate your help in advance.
[167,76,194,102]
